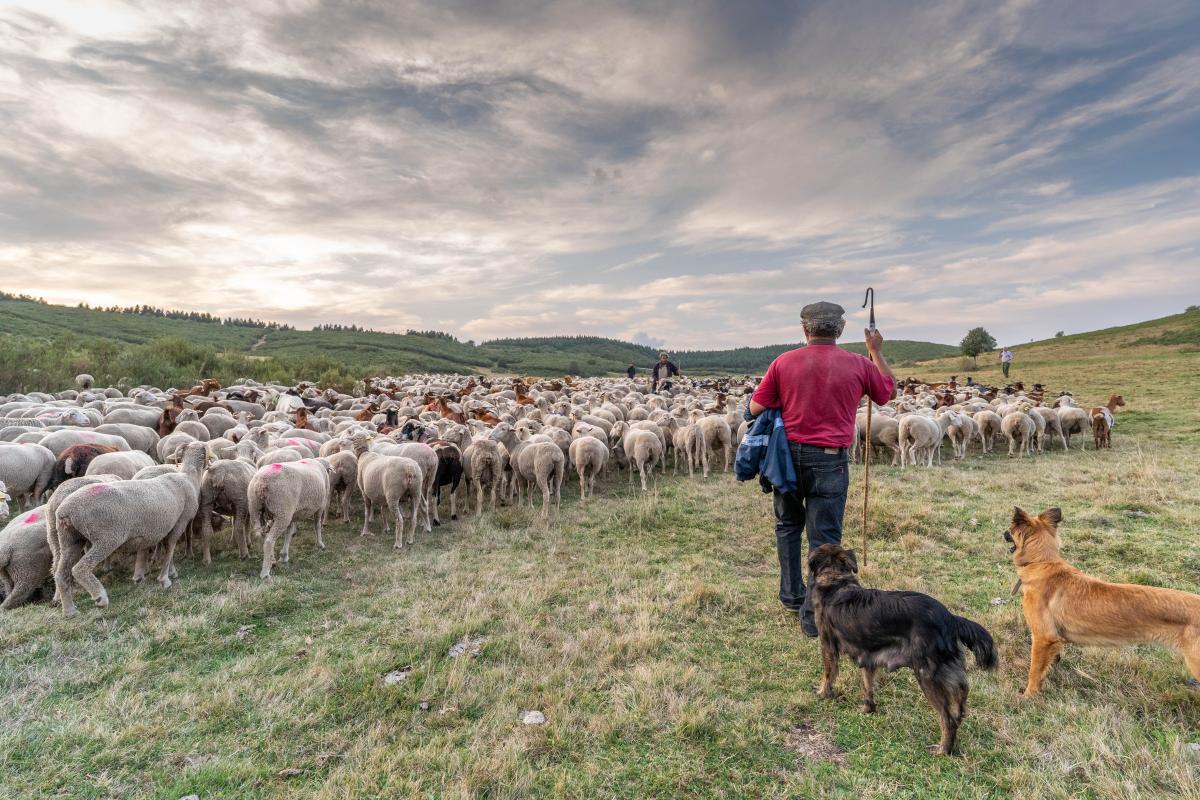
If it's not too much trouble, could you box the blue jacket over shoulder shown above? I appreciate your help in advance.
[734,408,797,495]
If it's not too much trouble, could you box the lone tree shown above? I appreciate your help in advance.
[960,327,997,367]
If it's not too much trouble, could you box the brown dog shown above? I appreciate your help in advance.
[1006,506,1200,695]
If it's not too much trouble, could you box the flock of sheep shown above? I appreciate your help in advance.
[0,371,1109,617]
[855,379,1117,466]
[0,373,738,616]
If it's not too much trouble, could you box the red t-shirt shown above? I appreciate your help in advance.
[751,344,895,447]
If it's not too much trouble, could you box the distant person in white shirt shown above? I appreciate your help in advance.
[1000,348,1013,379]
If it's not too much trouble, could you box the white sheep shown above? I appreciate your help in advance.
[85,451,156,481]
[54,442,206,616]
[1001,410,1035,458]
[357,451,424,548]
[623,429,664,490]
[897,414,942,468]
[515,440,565,518]
[568,435,608,502]
[973,410,1003,454]
[0,443,54,509]
[0,505,52,609]
[249,458,333,579]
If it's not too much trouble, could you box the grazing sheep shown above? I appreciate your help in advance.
[1001,410,1035,458]
[898,414,942,468]
[695,415,733,477]
[568,435,608,502]
[44,474,124,606]
[515,440,565,518]
[356,451,423,548]
[623,429,664,490]
[324,449,359,523]
[1031,407,1068,451]
[1057,406,1090,449]
[36,429,131,458]
[75,374,94,390]
[196,452,258,564]
[0,505,52,609]
[0,443,55,508]
[249,458,333,578]
[671,423,701,477]
[93,423,159,456]
[54,443,207,617]
[48,444,118,492]
[465,439,505,516]
[430,441,464,522]
[973,410,1003,454]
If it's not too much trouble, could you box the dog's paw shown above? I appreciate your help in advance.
[926,744,957,756]
[860,702,876,714]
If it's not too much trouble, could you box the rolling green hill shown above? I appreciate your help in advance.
[0,294,958,390]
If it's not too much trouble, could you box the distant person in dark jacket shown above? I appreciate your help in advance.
[748,301,895,636]
[627,364,637,380]
[651,352,680,393]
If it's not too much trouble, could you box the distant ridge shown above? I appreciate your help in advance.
[0,294,958,391]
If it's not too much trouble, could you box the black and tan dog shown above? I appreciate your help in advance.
[1006,506,1200,695]
[808,544,998,755]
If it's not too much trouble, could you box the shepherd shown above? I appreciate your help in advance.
[651,352,680,393]
[746,301,895,637]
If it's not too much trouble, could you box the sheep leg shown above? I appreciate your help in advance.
[639,462,648,491]
[281,522,297,562]
[156,521,187,589]
[70,541,117,610]
[315,511,326,550]
[341,487,352,523]
[260,519,285,579]
[234,507,250,559]
[132,549,149,583]
[489,482,497,513]
[55,537,85,618]
[408,495,419,545]
[392,499,404,549]
[540,480,551,519]
[199,510,215,566]
[360,500,374,537]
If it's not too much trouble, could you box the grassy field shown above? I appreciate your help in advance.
[2,318,1199,799]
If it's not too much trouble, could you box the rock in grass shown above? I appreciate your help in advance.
[382,667,411,686]
[448,634,485,658]
[520,710,546,725]
[180,795,200,800]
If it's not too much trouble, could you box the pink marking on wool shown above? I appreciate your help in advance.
[300,459,309,465]
[288,438,300,446]
[87,484,108,496]
[24,512,40,524]
[270,463,284,471]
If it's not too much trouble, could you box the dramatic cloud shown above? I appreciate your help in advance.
[1,0,1198,347]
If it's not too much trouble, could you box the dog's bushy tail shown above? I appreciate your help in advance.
[953,615,998,670]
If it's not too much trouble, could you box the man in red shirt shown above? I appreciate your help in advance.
[748,301,895,636]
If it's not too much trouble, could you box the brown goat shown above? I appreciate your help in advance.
[49,444,118,491]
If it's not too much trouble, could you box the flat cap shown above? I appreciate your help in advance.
[800,301,845,323]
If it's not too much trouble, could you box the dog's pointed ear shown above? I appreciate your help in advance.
[844,549,859,573]
[1012,506,1030,525]
[1039,507,1063,526]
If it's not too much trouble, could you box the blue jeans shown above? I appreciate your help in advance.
[772,443,850,630]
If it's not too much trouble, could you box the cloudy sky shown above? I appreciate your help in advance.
[1,1,1198,349]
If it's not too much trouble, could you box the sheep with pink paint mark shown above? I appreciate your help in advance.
[53,443,206,617]
[248,457,333,578]
[0,505,52,609]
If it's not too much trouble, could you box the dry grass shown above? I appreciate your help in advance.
[2,331,1199,799]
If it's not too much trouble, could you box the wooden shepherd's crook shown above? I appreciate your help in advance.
[861,288,875,569]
